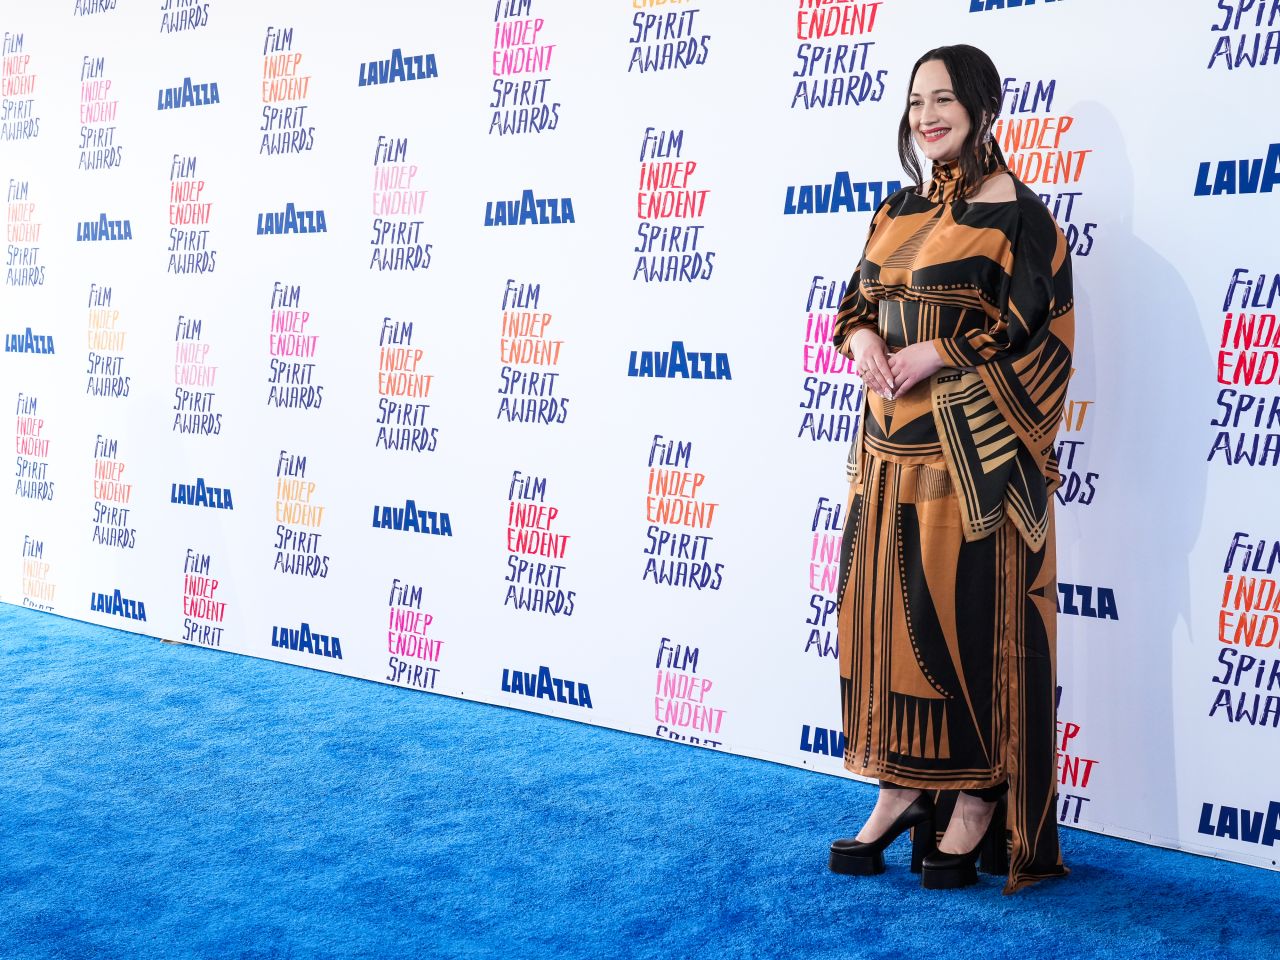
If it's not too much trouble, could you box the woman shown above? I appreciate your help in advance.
[826,45,1075,894]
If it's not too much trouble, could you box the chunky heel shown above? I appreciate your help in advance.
[909,815,936,874]
[978,796,1009,875]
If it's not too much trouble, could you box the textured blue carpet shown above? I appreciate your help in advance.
[1,603,1276,960]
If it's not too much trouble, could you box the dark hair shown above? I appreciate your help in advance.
[897,45,1002,199]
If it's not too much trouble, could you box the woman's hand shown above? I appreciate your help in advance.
[849,328,895,400]
[888,341,944,395]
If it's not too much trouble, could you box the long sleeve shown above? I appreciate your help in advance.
[927,194,1076,550]
[934,197,1075,462]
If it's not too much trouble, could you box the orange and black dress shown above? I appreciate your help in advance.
[831,140,1075,894]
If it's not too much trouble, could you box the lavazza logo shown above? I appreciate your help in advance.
[1197,797,1280,847]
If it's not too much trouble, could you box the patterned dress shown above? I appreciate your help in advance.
[831,141,1075,894]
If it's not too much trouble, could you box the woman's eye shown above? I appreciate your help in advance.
[909,100,922,107]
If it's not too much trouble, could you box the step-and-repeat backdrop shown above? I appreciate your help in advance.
[2,1,1277,871]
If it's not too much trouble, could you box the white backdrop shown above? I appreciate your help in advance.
[3,0,1278,872]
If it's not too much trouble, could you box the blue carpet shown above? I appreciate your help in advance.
[1,604,1276,960]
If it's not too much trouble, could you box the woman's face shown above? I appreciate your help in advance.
[908,59,972,164]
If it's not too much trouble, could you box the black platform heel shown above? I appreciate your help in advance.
[978,797,1010,876]
[829,792,935,876]
[909,818,937,874]
[920,793,1007,890]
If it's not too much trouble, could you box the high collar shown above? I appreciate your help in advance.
[925,139,1007,204]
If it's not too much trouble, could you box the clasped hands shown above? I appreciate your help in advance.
[847,329,943,400]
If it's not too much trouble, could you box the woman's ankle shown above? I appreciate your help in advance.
[937,793,999,854]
